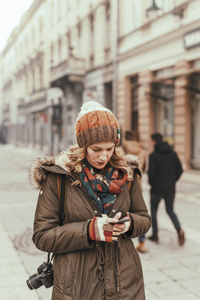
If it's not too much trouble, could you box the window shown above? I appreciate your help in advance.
[51,44,54,65]
[90,11,94,53]
[58,0,61,21]
[122,0,141,32]
[104,82,113,110]
[89,11,94,66]
[67,30,73,56]
[58,38,62,60]
[105,0,110,46]
[157,0,174,14]
[39,18,43,42]
[32,28,35,49]
[153,82,174,145]
[51,1,54,27]
[77,19,82,57]
[32,69,35,93]
[130,76,139,139]
[39,65,43,88]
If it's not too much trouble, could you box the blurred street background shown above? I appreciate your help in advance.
[0,144,200,300]
[1,0,200,299]
[0,0,200,170]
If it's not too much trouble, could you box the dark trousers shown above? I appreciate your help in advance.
[150,192,181,237]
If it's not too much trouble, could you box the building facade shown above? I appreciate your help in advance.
[0,0,200,169]
[116,0,200,170]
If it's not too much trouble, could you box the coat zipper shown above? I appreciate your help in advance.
[77,179,122,298]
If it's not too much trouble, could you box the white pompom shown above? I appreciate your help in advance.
[76,101,110,120]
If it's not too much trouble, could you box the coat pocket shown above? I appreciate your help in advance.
[53,254,68,294]
[63,252,78,296]
[119,241,143,285]
[129,245,143,278]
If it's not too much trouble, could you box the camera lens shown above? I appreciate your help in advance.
[26,273,43,290]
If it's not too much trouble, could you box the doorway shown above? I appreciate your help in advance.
[104,82,113,110]
[130,76,139,140]
[154,83,174,146]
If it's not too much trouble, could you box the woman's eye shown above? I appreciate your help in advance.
[92,148,113,152]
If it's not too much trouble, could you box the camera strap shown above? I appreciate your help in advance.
[60,174,66,224]
[46,252,55,264]
[47,174,67,263]
[56,174,67,225]
[47,252,54,263]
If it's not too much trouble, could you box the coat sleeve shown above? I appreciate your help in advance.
[124,174,151,239]
[175,152,183,181]
[32,173,93,254]
[148,153,156,186]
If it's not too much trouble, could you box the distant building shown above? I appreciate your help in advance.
[0,0,199,170]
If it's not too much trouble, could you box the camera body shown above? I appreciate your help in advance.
[26,261,53,290]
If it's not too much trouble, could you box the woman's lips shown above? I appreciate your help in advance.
[97,162,106,166]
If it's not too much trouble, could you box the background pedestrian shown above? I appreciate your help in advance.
[148,132,185,246]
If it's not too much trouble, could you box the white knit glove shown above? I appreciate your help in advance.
[89,216,113,242]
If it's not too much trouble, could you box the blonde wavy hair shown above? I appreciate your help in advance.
[65,144,133,184]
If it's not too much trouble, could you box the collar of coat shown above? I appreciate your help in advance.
[29,151,141,190]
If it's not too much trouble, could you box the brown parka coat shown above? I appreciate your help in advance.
[30,152,151,300]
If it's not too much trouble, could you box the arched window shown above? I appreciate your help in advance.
[105,0,110,47]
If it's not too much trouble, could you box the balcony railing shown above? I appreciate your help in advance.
[50,56,85,83]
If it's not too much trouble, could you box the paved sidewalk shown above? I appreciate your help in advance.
[0,145,51,300]
[137,172,200,300]
[0,144,200,299]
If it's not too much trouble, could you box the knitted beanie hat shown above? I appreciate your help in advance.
[75,101,120,148]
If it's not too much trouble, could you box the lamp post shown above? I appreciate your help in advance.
[146,0,160,17]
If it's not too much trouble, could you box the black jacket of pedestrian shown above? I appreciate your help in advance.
[148,141,183,194]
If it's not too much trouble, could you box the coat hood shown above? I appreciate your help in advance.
[29,151,141,190]
[155,141,171,154]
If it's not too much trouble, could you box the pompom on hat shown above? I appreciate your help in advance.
[75,101,120,148]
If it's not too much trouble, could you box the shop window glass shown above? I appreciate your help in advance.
[130,76,139,139]
[154,83,174,145]
[104,82,113,111]
[191,74,200,169]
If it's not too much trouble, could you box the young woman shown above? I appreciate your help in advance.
[30,101,151,300]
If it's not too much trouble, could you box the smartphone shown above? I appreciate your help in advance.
[109,217,129,225]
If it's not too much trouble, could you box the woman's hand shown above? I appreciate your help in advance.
[112,211,131,235]
[88,212,132,242]
[88,214,125,242]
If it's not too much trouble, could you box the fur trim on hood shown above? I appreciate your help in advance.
[29,151,141,190]
[125,154,141,169]
[29,154,56,190]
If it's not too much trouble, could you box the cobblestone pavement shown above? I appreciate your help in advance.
[0,144,200,300]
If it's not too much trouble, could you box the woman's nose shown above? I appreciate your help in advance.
[99,152,107,160]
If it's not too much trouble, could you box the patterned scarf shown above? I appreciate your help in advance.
[79,159,128,214]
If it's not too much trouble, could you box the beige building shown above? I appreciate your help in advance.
[0,0,47,148]
[0,0,200,170]
[116,0,200,170]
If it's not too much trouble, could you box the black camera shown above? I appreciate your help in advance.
[26,261,53,290]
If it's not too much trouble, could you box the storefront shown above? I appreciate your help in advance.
[190,73,200,169]
[26,92,50,152]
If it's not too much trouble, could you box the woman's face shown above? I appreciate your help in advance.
[86,142,115,169]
